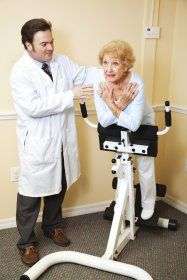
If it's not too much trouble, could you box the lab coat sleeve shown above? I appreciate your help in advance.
[117,81,145,131]
[10,70,74,118]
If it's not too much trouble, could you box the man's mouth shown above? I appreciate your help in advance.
[46,52,53,56]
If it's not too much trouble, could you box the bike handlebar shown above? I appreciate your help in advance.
[80,100,172,136]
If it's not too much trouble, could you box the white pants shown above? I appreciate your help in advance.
[137,156,156,210]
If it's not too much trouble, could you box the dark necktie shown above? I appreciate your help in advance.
[42,62,53,81]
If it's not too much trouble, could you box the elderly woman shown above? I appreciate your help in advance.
[93,40,156,220]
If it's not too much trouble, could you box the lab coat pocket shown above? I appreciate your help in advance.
[25,136,60,164]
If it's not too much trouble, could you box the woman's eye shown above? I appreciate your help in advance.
[113,62,119,66]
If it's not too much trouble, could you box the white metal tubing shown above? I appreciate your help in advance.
[157,217,169,228]
[103,177,129,259]
[111,157,121,173]
[157,126,170,136]
[127,158,136,239]
[114,227,134,259]
[20,251,153,280]
[83,118,97,128]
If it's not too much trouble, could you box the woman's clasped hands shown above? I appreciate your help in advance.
[99,82,139,117]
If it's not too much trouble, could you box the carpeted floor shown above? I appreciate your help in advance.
[0,201,187,280]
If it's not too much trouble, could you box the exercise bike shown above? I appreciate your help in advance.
[20,101,177,280]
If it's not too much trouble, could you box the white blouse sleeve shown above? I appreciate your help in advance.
[94,93,117,127]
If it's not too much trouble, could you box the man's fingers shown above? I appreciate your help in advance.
[79,98,86,104]
[81,86,94,95]
[81,86,93,90]
[81,88,94,93]
[73,86,94,100]
[81,84,93,89]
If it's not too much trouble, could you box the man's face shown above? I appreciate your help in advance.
[26,30,54,62]
[102,54,128,84]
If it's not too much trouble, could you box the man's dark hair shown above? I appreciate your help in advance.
[21,18,52,49]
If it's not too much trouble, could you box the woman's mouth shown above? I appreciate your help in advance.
[105,74,115,78]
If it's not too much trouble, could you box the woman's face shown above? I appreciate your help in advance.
[102,54,128,84]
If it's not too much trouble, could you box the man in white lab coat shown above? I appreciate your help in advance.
[10,18,92,266]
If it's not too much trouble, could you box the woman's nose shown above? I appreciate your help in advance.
[106,64,112,72]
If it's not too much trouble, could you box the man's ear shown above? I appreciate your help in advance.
[25,42,33,51]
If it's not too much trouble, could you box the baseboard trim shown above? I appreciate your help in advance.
[1,196,186,230]
[0,200,110,230]
[163,195,187,214]
[0,112,16,120]
[0,217,17,230]
[0,110,96,120]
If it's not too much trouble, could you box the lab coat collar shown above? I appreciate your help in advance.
[22,51,58,83]
[23,50,57,66]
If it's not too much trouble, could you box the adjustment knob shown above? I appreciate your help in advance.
[111,158,116,163]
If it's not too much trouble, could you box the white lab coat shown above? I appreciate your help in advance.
[10,52,87,197]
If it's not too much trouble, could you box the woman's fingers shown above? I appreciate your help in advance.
[126,83,138,95]
[101,85,114,101]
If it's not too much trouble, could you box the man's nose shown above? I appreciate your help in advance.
[47,44,53,51]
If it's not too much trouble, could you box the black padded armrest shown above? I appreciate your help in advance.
[129,125,158,142]
[98,123,158,141]
[97,123,158,157]
[97,123,128,138]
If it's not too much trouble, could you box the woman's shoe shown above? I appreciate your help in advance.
[141,208,154,220]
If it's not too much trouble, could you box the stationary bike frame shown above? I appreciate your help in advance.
[20,101,171,280]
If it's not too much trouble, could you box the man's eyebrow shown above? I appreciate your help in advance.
[40,39,54,45]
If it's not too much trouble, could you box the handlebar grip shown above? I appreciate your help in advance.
[165,101,172,127]
[80,103,88,118]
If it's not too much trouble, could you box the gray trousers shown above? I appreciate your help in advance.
[16,153,67,249]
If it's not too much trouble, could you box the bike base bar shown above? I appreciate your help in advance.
[20,251,153,280]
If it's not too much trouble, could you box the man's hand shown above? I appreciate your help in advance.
[72,85,94,102]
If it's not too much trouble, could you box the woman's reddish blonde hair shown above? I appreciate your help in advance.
[99,40,135,70]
